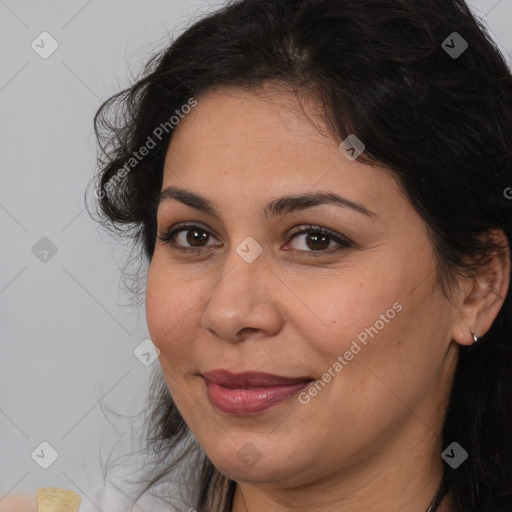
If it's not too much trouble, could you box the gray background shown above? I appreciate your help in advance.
[1,0,511,505]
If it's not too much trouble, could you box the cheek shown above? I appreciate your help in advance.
[288,270,394,357]
[293,261,429,400]
[145,260,201,361]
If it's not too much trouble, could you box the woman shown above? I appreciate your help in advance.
[88,0,512,510]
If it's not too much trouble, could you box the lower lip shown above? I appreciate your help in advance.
[204,378,313,415]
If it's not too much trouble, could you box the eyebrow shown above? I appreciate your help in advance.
[157,185,377,219]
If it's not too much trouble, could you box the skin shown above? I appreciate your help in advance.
[145,84,510,512]
[0,494,37,512]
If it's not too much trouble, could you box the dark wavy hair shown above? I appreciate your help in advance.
[88,0,512,510]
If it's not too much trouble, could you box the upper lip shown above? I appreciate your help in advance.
[202,369,314,388]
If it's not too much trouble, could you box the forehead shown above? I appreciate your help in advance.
[159,86,401,223]
[166,85,334,160]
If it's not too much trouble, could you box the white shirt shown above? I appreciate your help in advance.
[78,479,195,512]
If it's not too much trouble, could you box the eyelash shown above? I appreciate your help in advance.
[157,223,352,255]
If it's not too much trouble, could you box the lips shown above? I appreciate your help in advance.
[201,369,315,414]
[201,369,314,388]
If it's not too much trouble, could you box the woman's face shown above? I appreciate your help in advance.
[146,86,463,490]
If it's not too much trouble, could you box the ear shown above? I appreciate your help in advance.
[452,229,510,346]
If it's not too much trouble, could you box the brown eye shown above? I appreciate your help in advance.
[158,224,221,252]
[301,232,331,251]
[287,225,352,253]
[182,228,210,247]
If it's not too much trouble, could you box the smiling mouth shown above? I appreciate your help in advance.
[201,368,315,388]
[200,370,315,415]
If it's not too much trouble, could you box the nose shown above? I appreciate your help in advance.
[200,250,283,343]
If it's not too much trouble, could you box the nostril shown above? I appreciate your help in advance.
[239,327,257,335]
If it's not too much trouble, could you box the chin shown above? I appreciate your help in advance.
[208,448,304,486]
